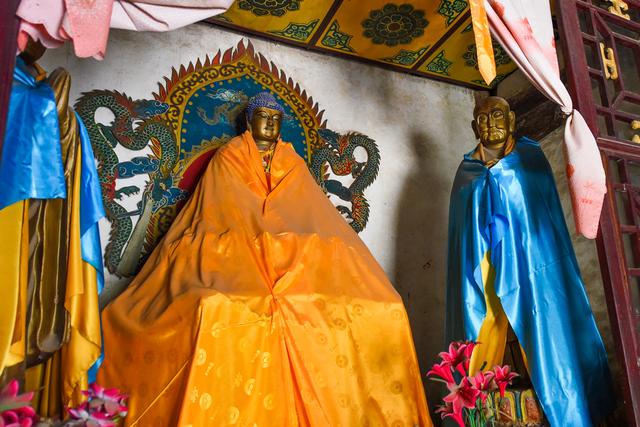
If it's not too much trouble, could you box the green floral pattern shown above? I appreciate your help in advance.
[269,19,319,41]
[472,73,508,87]
[382,47,429,66]
[425,50,453,75]
[321,21,356,53]
[437,0,468,26]
[238,0,302,17]
[362,3,428,47]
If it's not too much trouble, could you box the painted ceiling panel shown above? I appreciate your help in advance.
[218,0,335,43]
[210,0,517,88]
[314,0,467,68]
[418,16,518,87]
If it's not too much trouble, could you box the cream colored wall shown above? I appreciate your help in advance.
[40,22,480,405]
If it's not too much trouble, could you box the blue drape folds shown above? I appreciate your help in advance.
[446,137,614,426]
[0,58,65,210]
[76,112,106,382]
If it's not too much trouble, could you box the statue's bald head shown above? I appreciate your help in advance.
[472,96,515,147]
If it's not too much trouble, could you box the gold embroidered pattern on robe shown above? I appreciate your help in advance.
[99,131,432,426]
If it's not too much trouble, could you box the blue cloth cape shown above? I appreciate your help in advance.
[0,57,65,210]
[446,137,614,426]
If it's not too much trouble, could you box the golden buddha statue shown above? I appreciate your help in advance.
[98,92,433,426]
[447,96,614,426]
[471,96,516,167]
[247,104,281,174]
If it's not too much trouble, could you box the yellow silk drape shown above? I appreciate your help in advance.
[469,251,529,376]
[60,143,102,408]
[469,251,507,375]
[469,0,496,84]
[99,132,432,426]
[0,201,29,373]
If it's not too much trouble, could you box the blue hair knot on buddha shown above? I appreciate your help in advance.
[246,91,285,121]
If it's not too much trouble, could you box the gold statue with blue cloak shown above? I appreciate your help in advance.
[446,96,614,426]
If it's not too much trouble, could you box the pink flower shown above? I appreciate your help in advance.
[0,381,36,427]
[82,384,127,418]
[443,377,480,415]
[493,365,519,397]
[426,361,455,385]
[435,402,465,427]
[470,370,496,403]
[438,342,469,377]
[462,341,477,372]
[68,403,116,427]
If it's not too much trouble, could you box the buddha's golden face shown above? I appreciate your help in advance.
[472,97,515,148]
[249,107,282,144]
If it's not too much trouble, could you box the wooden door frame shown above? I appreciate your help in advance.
[556,0,640,424]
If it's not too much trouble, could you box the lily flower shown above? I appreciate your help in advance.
[470,370,495,403]
[493,365,519,397]
[463,341,478,371]
[435,402,465,427]
[426,361,455,385]
[443,377,480,415]
[438,342,468,376]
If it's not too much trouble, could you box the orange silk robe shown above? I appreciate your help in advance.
[98,131,432,426]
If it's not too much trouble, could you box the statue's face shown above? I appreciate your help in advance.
[472,97,515,147]
[249,107,282,144]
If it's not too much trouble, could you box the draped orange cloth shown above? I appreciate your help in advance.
[98,131,432,426]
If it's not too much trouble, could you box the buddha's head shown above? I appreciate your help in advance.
[246,92,284,147]
[472,96,515,149]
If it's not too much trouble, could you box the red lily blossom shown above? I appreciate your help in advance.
[444,377,480,414]
[493,365,519,397]
[470,370,496,403]
[462,341,477,372]
[438,342,468,376]
[0,380,37,427]
[426,361,455,385]
[435,402,465,427]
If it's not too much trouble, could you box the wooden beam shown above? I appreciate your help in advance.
[507,86,564,141]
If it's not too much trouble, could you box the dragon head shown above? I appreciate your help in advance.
[132,99,169,120]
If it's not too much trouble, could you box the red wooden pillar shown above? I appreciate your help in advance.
[0,0,20,161]
[556,0,640,425]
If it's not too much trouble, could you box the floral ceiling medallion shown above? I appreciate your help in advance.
[362,3,429,47]
[238,0,302,17]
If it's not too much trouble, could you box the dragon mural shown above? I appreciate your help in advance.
[311,129,380,233]
[75,40,381,282]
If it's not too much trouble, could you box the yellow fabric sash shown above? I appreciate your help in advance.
[470,0,497,85]
[60,143,102,408]
[470,251,530,375]
[0,201,29,373]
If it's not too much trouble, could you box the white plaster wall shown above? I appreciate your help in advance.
[41,23,478,405]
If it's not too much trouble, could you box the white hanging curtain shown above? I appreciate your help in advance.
[16,0,234,60]
[485,0,606,239]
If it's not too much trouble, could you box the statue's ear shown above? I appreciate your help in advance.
[509,110,516,134]
[472,120,480,139]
